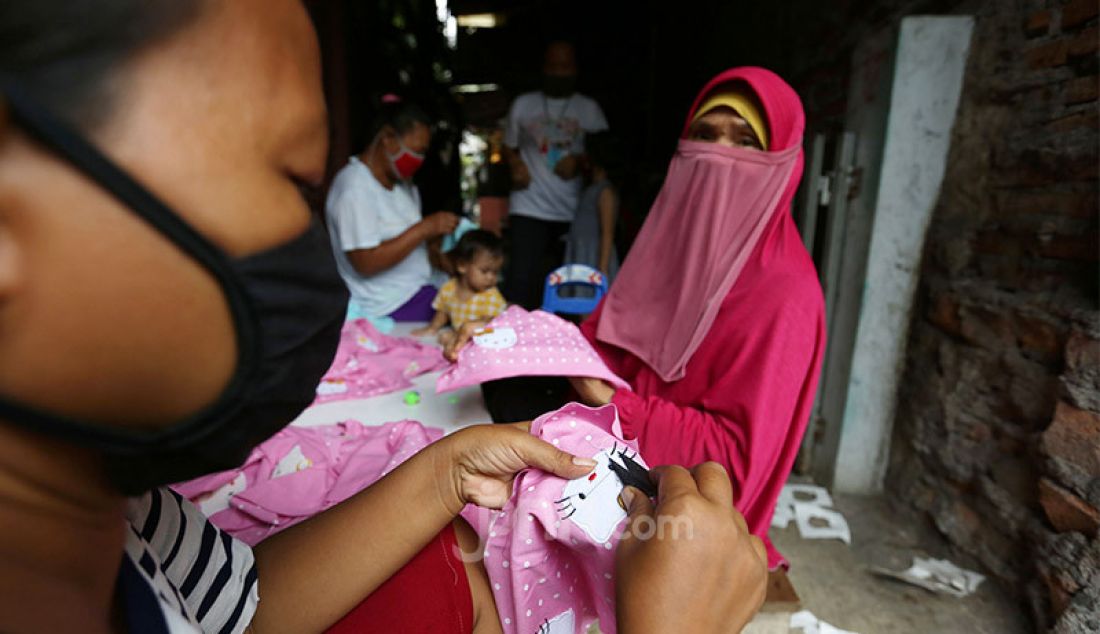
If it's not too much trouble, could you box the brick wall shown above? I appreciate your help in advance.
[880,1,1099,631]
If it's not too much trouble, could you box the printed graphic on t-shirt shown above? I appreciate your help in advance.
[523,116,582,171]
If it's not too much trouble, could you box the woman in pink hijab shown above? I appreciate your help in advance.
[573,67,826,570]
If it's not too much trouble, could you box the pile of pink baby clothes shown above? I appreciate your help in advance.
[314,319,448,404]
[461,402,646,634]
[173,420,444,545]
[436,306,630,395]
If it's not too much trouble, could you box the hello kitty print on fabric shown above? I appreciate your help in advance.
[315,318,447,403]
[436,306,630,394]
[460,402,646,634]
[174,420,444,545]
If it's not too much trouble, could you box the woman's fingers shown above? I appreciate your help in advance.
[511,431,595,479]
[650,465,700,504]
[685,462,751,536]
[749,534,767,566]
[505,420,532,433]
[655,463,750,533]
[690,462,735,506]
[620,486,655,521]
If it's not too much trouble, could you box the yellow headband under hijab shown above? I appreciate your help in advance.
[692,91,769,150]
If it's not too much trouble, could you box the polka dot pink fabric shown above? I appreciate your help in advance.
[436,307,630,395]
[460,402,645,634]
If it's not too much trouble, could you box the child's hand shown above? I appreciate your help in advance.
[443,320,490,361]
[437,330,457,348]
[409,326,435,337]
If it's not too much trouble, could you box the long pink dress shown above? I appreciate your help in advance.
[582,67,826,569]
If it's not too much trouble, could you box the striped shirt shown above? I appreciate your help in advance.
[124,487,259,634]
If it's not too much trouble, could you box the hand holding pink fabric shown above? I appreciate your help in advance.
[461,402,645,634]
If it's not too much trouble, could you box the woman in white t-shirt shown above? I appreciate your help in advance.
[325,97,460,321]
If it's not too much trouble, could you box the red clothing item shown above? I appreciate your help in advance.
[326,524,474,633]
[581,67,825,569]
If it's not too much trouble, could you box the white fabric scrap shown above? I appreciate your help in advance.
[790,610,859,634]
[771,501,796,529]
[872,556,986,598]
[772,483,851,544]
[778,483,834,509]
[793,502,851,544]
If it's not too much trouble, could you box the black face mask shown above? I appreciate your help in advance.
[0,80,349,495]
[543,74,577,98]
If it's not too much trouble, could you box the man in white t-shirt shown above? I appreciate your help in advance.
[326,100,459,320]
[503,41,609,309]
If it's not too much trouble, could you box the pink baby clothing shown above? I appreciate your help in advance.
[461,402,646,634]
[437,306,630,394]
[315,318,448,403]
[174,420,443,545]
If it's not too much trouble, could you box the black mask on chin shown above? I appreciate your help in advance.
[543,74,577,98]
[0,78,349,495]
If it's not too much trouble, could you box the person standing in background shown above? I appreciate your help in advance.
[565,132,621,282]
[503,41,608,309]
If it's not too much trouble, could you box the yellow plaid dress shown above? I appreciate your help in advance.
[433,279,506,328]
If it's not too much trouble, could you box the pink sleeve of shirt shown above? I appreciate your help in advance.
[584,292,825,568]
[609,301,822,523]
[610,387,751,497]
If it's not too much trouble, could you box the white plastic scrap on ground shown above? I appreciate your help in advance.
[790,610,859,634]
[870,556,986,598]
[772,484,851,545]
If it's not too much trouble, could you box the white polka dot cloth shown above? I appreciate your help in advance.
[436,307,630,394]
[461,403,646,633]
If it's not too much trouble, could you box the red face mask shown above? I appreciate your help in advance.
[389,142,425,180]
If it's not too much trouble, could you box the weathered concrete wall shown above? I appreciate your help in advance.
[789,0,1097,630]
[881,0,1099,630]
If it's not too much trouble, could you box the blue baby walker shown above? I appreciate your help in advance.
[540,264,608,316]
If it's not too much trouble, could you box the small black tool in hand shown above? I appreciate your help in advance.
[608,449,658,499]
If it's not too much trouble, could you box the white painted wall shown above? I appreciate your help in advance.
[832,16,974,493]
[812,24,897,489]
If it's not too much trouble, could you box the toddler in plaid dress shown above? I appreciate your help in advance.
[413,229,506,346]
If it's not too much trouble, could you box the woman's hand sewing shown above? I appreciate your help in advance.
[251,420,592,632]
[432,423,596,514]
[615,463,768,633]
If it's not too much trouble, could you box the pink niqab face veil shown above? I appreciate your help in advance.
[596,67,806,382]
